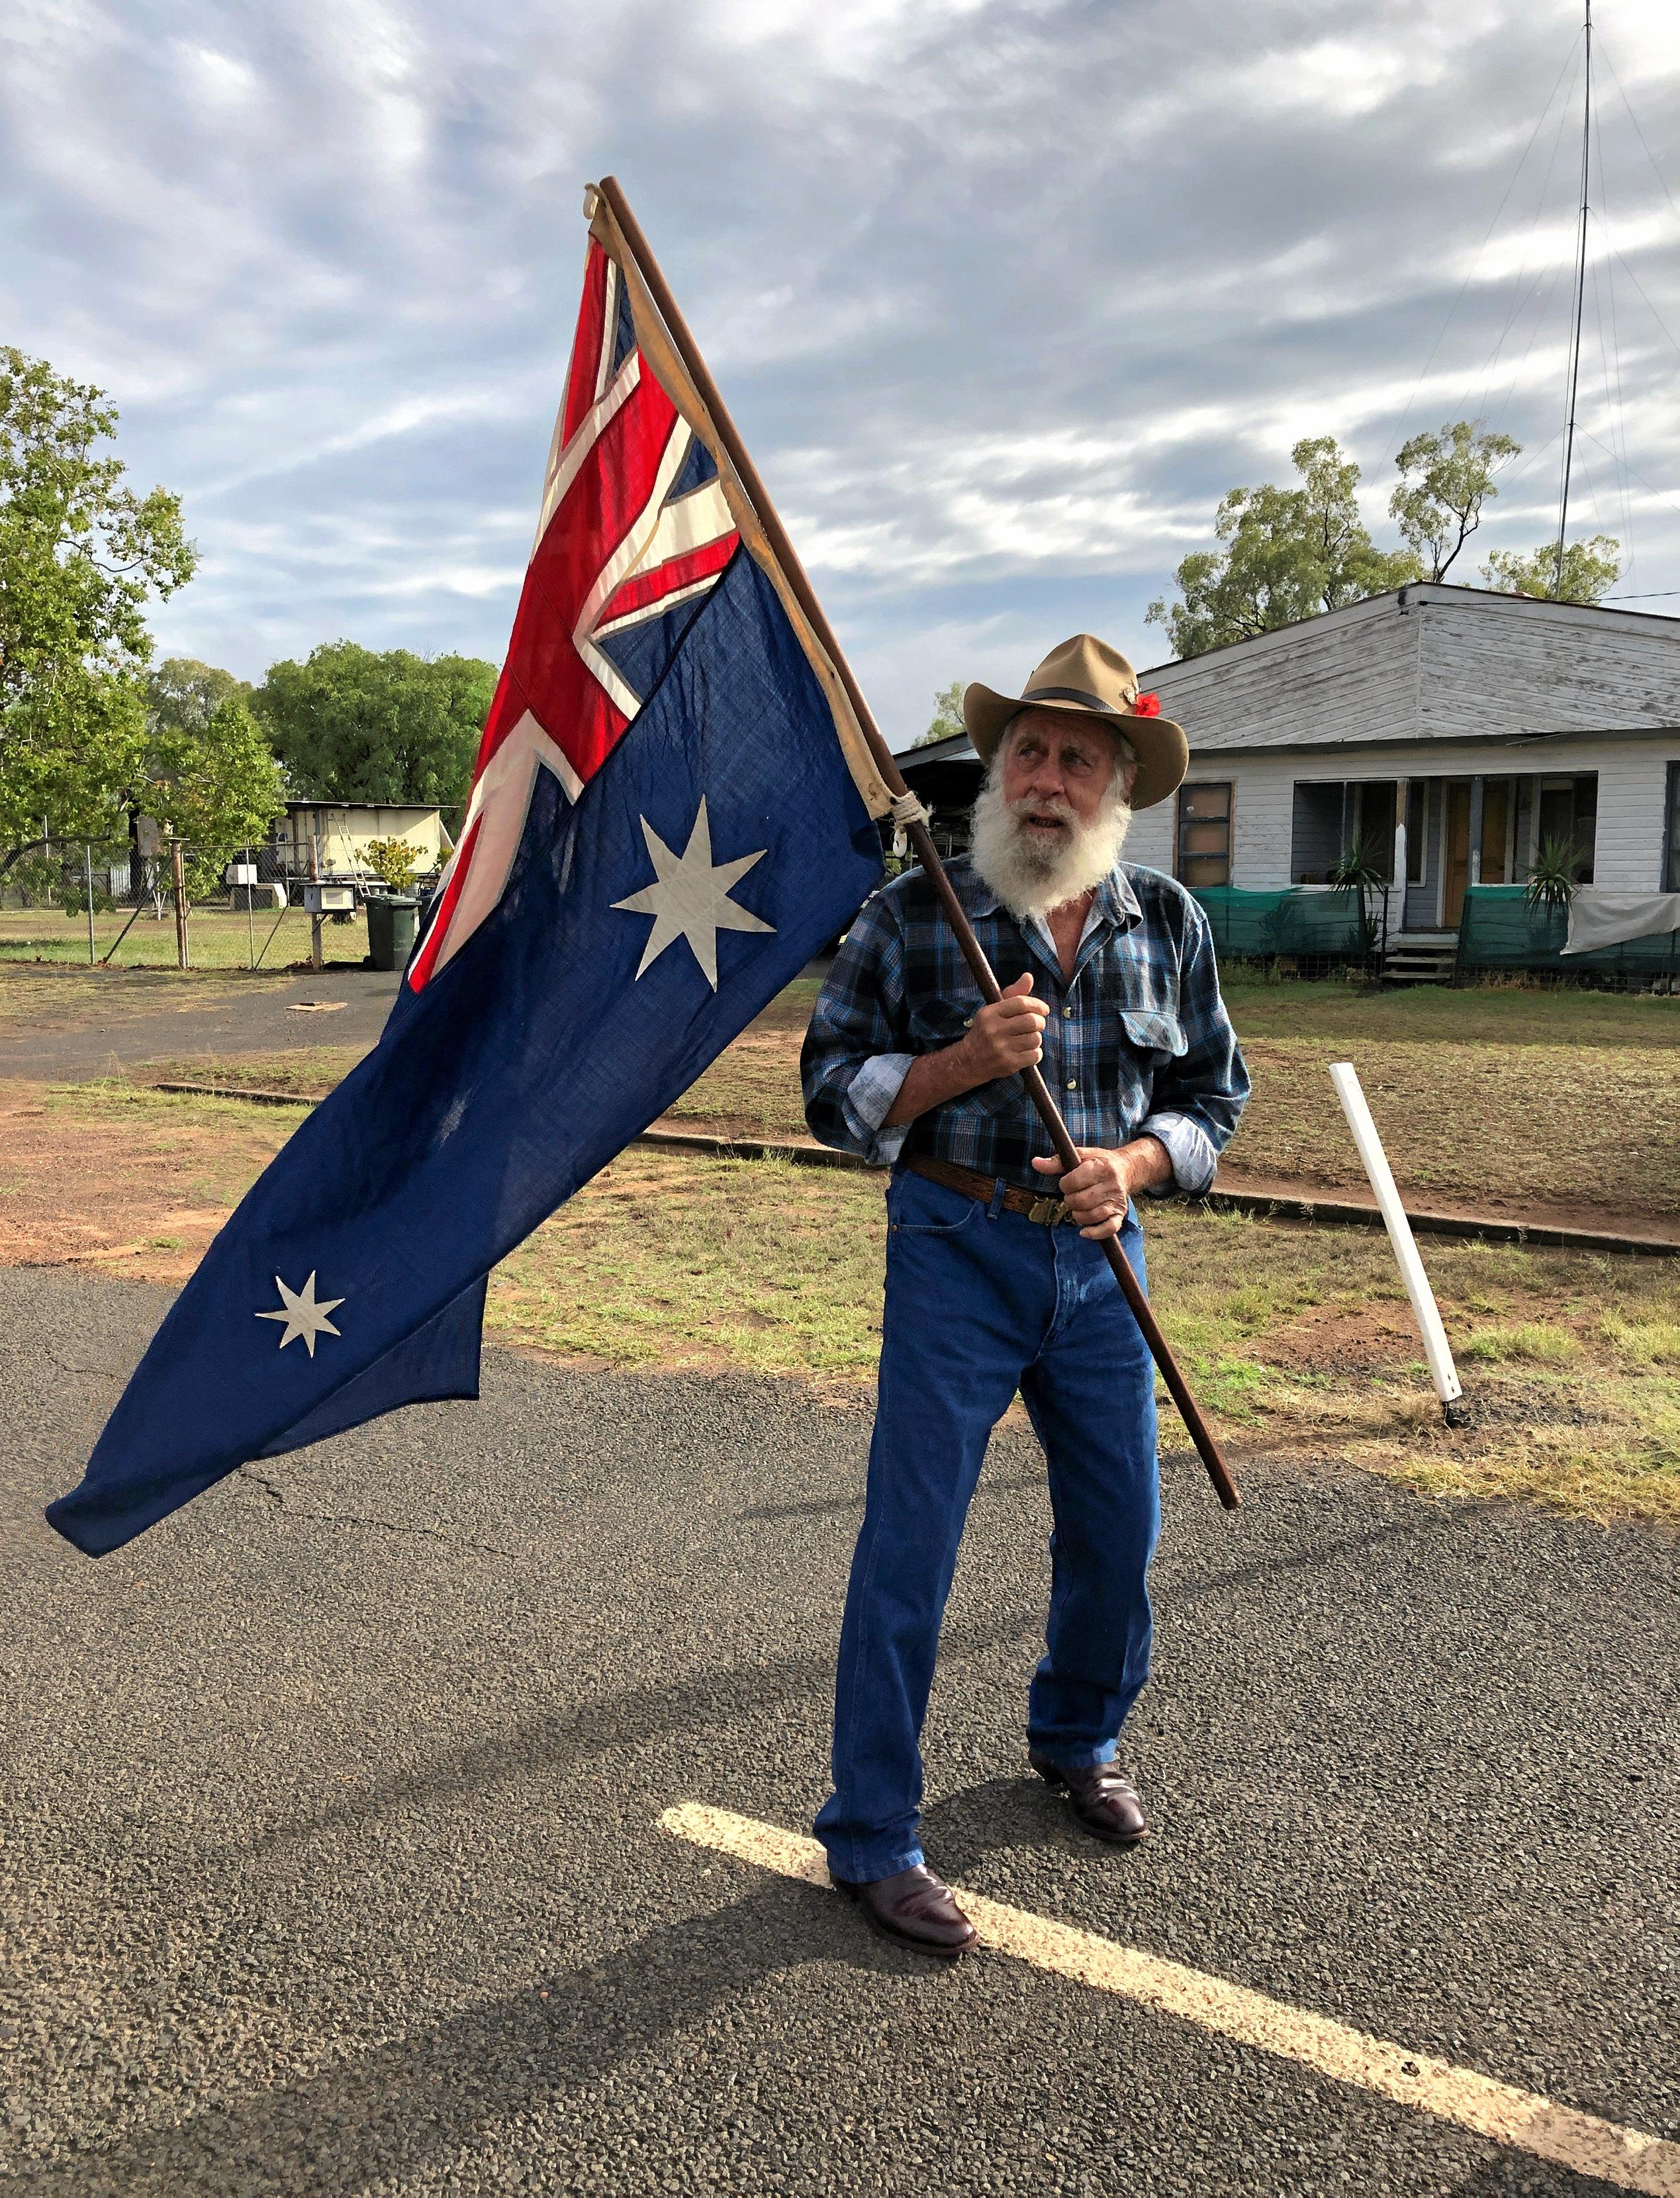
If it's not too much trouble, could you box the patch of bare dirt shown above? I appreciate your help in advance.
[0,1083,285,1283]
[1254,1304,1421,1375]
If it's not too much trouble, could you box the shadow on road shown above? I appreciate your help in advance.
[14,1882,871,2197]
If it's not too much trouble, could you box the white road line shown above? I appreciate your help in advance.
[661,1802,1680,2198]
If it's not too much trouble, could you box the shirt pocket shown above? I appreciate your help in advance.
[909,991,1023,1115]
[1121,1005,1188,1060]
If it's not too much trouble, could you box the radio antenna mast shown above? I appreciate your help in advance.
[1554,0,1592,598]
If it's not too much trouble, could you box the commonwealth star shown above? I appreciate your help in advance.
[612,797,774,987]
[256,1271,345,1357]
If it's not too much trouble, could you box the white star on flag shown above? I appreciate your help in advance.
[256,1271,345,1357]
[612,797,774,987]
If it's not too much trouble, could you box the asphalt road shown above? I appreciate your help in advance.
[1,967,402,1082]
[2,1265,1676,2196]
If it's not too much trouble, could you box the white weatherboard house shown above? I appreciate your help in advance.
[901,584,1680,976]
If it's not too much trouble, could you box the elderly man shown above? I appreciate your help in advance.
[801,633,1248,1958]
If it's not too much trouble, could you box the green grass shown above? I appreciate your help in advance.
[0,905,371,971]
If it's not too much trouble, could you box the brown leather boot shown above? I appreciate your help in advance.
[835,1863,978,1957]
[1030,1754,1150,1847]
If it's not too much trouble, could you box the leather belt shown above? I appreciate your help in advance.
[902,1153,1071,1226]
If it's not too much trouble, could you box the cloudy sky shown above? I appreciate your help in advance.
[7,0,1680,749]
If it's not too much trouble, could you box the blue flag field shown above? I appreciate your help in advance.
[47,207,887,1557]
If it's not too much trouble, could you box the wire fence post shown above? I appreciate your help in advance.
[245,847,256,968]
[83,843,96,966]
[170,838,189,970]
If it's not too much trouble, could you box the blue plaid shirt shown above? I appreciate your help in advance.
[801,856,1248,1193]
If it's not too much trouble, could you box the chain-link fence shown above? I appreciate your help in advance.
[0,836,427,972]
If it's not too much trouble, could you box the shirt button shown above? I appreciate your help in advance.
[1065,1077,1078,1091]
[1062,1007,1074,1020]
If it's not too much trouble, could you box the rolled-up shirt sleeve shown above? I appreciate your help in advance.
[1136,895,1250,1197]
[801,891,915,1168]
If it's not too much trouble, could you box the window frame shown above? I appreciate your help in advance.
[1176,779,1234,890]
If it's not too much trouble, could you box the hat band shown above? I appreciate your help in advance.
[1021,684,1129,717]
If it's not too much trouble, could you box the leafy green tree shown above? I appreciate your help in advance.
[254,643,498,804]
[1146,437,1418,658]
[140,694,284,860]
[1481,535,1622,606]
[0,347,195,854]
[146,656,253,737]
[909,679,965,749]
[1389,421,1520,582]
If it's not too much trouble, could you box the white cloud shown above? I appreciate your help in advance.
[3,0,1679,728]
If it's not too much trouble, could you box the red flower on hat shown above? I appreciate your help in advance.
[1132,691,1162,717]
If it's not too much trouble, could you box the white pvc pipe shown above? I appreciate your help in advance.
[1329,1062,1463,1407]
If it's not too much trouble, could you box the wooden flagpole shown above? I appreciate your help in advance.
[596,175,1240,1512]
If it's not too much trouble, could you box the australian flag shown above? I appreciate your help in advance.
[48,191,888,1556]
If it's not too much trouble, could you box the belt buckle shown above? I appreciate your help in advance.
[1027,1195,1066,1226]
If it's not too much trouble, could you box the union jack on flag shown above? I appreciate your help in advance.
[49,187,890,1557]
[410,240,743,989]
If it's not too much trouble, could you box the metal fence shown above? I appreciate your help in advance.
[0,837,404,972]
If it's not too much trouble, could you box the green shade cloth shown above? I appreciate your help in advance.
[1189,886,1371,960]
[1458,886,1680,976]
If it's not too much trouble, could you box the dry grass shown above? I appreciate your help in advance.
[9,1079,1679,1529]
[0,966,257,1027]
[141,1044,368,1097]
[1221,970,1680,1049]
[1221,1035,1680,1217]
[492,1150,886,1379]
[1145,1205,1680,1528]
[17,963,1678,1222]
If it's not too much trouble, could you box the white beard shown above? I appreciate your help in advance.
[968,774,1133,923]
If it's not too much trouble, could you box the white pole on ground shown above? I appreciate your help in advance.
[1329,1062,1463,1410]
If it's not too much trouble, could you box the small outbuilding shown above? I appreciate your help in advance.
[269,800,450,882]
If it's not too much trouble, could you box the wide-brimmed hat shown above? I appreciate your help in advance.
[962,633,1188,811]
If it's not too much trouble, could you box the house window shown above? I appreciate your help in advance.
[1290,781,1396,884]
[1665,764,1680,893]
[1176,782,1232,888]
[1534,772,1598,884]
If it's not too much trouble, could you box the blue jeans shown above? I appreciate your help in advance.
[816,1168,1161,1885]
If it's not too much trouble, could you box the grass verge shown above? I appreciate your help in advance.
[10,1081,1679,1530]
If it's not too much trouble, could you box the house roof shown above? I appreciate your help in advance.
[891,584,1680,777]
[1137,580,1680,683]
[1141,582,1680,755]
